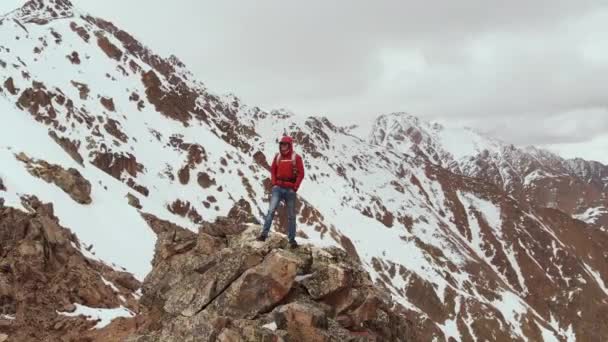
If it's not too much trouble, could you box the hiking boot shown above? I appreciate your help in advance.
[289,240,298,248]
[256,234,267,242]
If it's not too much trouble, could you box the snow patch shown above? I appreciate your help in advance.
[538,324,561,342]
[295,274,313,282]
[573,207,607,225]
[101,276,120,293]
[57,304,134,329]
[583,262,608,297]
[262,321,278,331]
[523,170,554,186]
[548,314,577,342]
[491,291,527,340]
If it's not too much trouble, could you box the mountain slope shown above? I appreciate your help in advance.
[0,1,607,341]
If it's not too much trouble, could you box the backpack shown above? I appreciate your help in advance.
[275,152,298,181]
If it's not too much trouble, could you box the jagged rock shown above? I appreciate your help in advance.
[97,35,123,61]
[227,198,259,225]
[195,229,226,255]
[163,248,263,317]
[200,216,249,238]
[100,96,116,111]
[48,131,84,166]
[274,302,330,342]
[127,224,411,341]
[113,271,141,292]
[207,249,299,319]
[126,193,142,209]
[92,151,143,180]
[3,77,17,95]
[70,80,89,99]
[0,198,139,341]
[301,264,350,299]
[197,171,216,188]
[15,152,92,204]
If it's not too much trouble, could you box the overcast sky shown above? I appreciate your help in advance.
[3,1,607,162]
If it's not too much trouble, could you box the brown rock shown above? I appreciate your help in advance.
[92,151,143,179]
[274,302,330,342]
[70,80,89,100]
[3,77,16,95]
[302,264,350,299]
[16,154,92,204]
[141,70,194,124]
[0,200,139,342]
[207,249,299,319]
[67,51,80,64]
[226,198,258,225]
[48,131,84,165]
[217,328,242,342]
[177,166,189,185]
[195,230,226,255]
[163,249,263,317]
[113,272,141,292]
[97,35,123,61]
[197,172,216,189]
[100,96,115,112]
[103,118,127,143]
[70,22,90,42]
[253,151,271,171]
[126,193,142,209]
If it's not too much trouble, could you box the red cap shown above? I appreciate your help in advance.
[280,136,293,144]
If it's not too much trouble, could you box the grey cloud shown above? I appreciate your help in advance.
[72,0,608,148]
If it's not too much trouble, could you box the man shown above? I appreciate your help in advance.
[257,135,305,247]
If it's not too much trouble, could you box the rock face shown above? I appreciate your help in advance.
[126,219,413,342]
[15,152,92,204]
[0,196,140,342]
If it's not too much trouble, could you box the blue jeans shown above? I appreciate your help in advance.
[261,185,296,242]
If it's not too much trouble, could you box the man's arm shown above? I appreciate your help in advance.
[270,155,278,186]
[294,155,305,191]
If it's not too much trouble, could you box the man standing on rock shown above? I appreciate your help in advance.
[257,135,305,248]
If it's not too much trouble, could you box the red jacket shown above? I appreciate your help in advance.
[271,136,305,191]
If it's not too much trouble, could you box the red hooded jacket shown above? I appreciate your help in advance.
[271,136,305,191]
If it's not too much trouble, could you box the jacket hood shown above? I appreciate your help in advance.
[279,136,293,155]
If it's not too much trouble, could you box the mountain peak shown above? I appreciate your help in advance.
[4,0,74,24]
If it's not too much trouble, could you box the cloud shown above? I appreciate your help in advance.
[54,1,608,153]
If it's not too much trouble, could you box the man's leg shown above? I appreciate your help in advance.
[286,188,297,244]
[260,186,281,239]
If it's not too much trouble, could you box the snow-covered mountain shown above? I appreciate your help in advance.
[371,112,608,230]
[1,1,607,341]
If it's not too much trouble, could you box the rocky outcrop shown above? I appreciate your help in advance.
[70,80,89,100]
[0,195,139,342]
[100,96,116,112]
[91,151,143,180]
[126,219,412,341]
[3,77,17,95]
[15,152,92,204]
[48,130,84,165]
[97,35,123,61]
[126,193,142,209]
[141,70,195,124]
